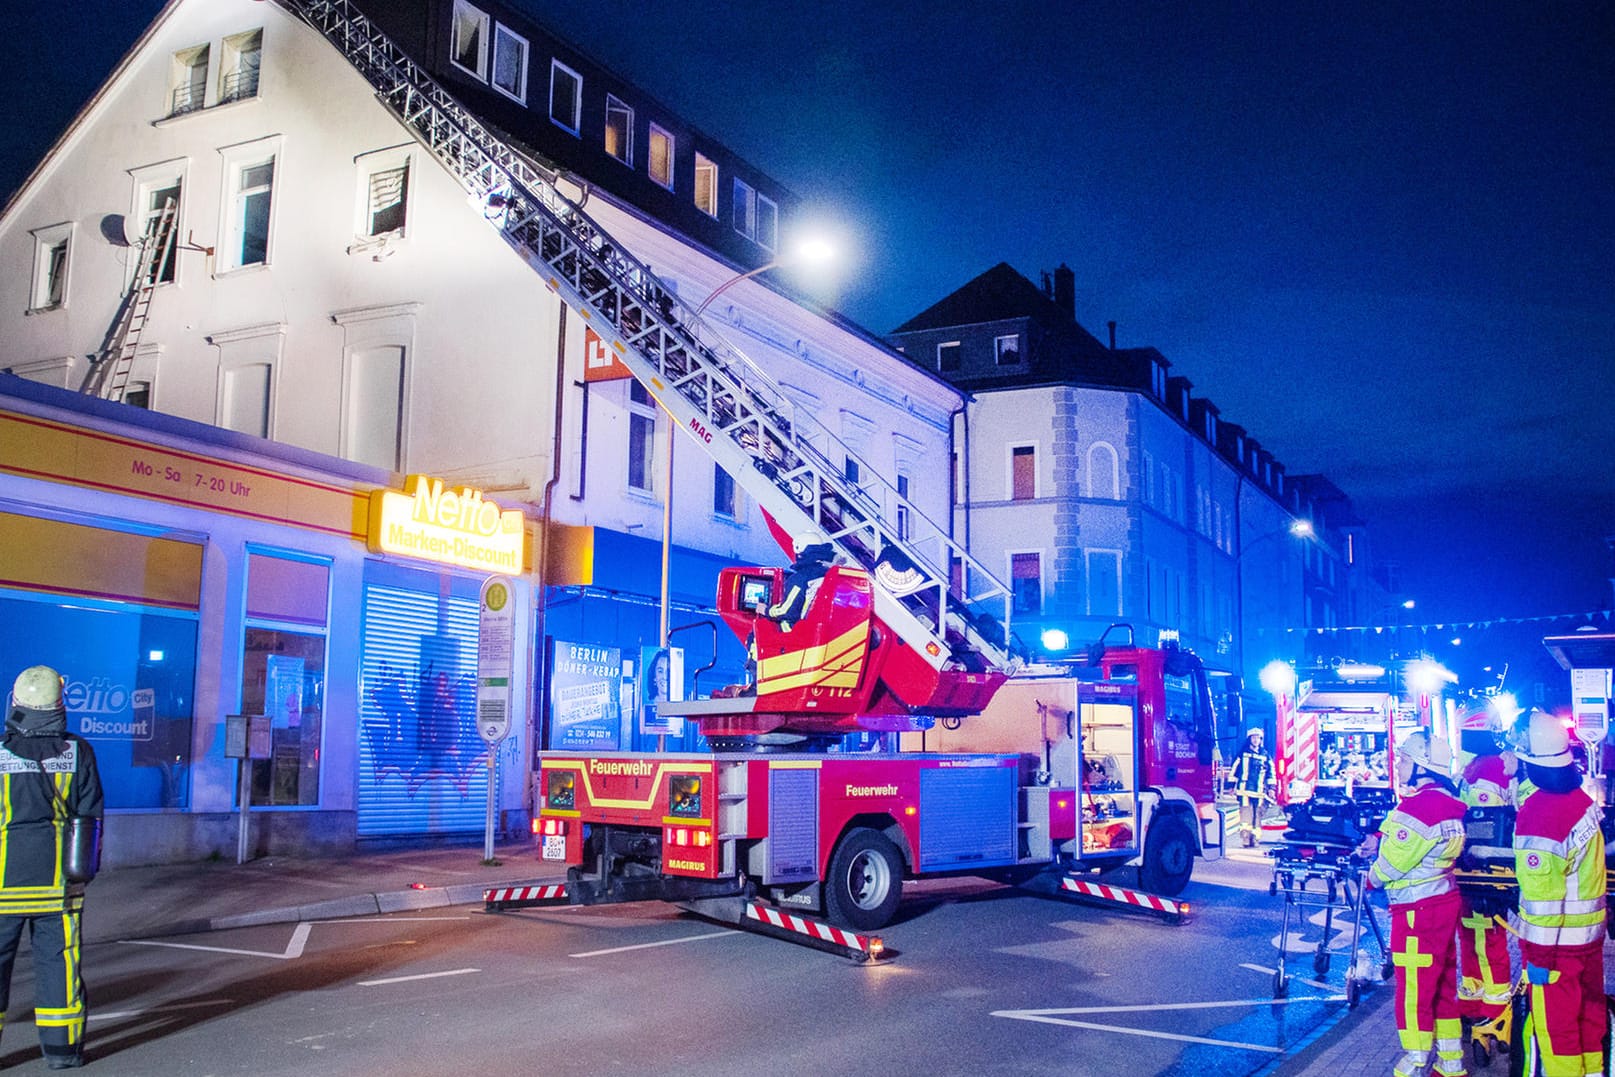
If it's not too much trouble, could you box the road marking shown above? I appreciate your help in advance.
[327,916,473,923]
[569,929,735,958]
[993,996,1343,1054]
[358,967,480,986]
[121,922,312,960]
[89,999,234,1022]
[1240,962,1336,992]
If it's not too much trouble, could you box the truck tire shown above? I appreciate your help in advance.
[824,828,903,932]
[1139,815,1195,896]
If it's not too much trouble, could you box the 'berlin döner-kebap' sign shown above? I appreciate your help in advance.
[367,475,527,574]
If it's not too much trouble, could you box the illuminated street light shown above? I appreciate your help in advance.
[1259,660,1296,697]
[693,236,836,318]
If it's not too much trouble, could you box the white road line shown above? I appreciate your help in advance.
[994,1012,1286,1053]
[121,922,312,960]
[327,916,473,923]
[358,967,481,986]
[1240,962,1337,992]
[994,996,1344,1054]
[1001,996,1341,1016]
[569,929,735,958]
[89,999,234,1022]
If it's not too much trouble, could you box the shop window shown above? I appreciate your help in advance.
[605,95,633,165]
[450,1,489,80]
[241,552,330,807]
[491,24,527,102]
[648,124,674,189]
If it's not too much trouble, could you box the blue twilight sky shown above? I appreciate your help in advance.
[2,2,1611,653]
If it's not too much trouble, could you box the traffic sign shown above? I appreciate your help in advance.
[478,577,515,744]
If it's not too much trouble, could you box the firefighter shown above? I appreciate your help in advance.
[0,666,104,1070]
[1363,729,1467,1077]
[766,539,836,630]
[1456,725,1515,1022]
[1226,727,1274,847]
[1511,709,1607,1077]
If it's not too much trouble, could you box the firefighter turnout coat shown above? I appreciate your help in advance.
[0,736,103,915]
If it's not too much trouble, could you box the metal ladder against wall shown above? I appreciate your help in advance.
[284,0,1016,675]
[82,197,179,402]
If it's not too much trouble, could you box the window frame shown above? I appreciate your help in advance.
[217,137,281,273]
[626,380,658,495]
[1009,550,1043,616]
[732,177,755,237]
[755,193,777,251]
[27,222,73,313]
[129,159,189,288]
[548,58,582,135]
[604,95,633,166]
[219,28,262,106]
[449,0,490,81]
[936,340,960,372]
[647,123,675,190]
[353,145,415,243]
[994,333,1020,365]
[491,24,528,103]
[1009,443,1037,501]
[712,463,737,521]
[1086,548,1123,618]
[169,43,210,116]
[693,153,718,217]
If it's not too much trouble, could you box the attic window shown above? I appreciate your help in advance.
[492,25,528,102]
[170,44,209,116]
[549,60,582,135]
[450,1,490,81]
[220,29,261,105]
[936,341,960,372]
[994,334,1020,365]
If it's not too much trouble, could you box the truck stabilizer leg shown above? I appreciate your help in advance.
[678,896,890,963]
[484,883,570,911]
[1058,876,1190,924]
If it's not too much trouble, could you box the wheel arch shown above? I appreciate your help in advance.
[825,811,911,877]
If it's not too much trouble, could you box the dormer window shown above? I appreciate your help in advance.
[549,60,581,134]
[450,1,490,80]
[220,29,261,105]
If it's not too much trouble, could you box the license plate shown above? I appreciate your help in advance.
[541,834,566,861]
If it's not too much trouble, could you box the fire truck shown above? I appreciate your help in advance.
[287,1,1227,953]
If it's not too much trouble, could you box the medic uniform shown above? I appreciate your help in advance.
[1514,776,1606,1077]
[1456,752,1513,1019]
[1370,763,1467,1077]
[1227,732,1274,847]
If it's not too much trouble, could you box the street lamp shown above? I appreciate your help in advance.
[1234,516,1313,677]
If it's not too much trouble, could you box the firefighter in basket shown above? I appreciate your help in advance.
[1227,726,1275,848]
[1362,729,1468,1077]
[1456,711,1516,1022]
[1510,709,1606,1077]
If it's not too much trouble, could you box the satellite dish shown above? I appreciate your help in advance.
[99,213,137,248]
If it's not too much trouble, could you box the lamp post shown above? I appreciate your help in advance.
[1234,515,1312,682]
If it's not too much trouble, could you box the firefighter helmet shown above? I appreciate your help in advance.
[1246,726,1264,739]
[1514,708,1573,768]
[10,665,64,712]
[1397,729,1452,777]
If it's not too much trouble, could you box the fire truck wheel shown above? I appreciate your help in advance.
[824,828,904,932]
[1139,815,1195,896]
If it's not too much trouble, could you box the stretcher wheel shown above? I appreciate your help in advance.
[1313,950,1331,976]
[1346,979,1360,1008]
[1273,970,1288,999]
[1381,959,1394,980]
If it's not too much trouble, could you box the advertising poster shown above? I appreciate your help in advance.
[549,640,622,750]
[265,654,305,728]
[638,645,685,737]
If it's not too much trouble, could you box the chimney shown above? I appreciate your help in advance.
[1041,270,1052,300]
[1054,263,1075,322]
[1107,320,1116,350]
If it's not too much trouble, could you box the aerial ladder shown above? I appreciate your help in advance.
[81,197,179,402]
[283,1,1020,734]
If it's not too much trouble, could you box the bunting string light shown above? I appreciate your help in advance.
[1260,608,1615,636]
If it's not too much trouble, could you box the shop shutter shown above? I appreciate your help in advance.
[357,580,486,837]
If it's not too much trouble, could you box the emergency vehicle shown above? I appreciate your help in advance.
[286,1,1226,952]
[1274,667,1417,804]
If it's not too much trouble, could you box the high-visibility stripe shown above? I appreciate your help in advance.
[1059,877,1185,915]
[743,901,872,953]
[484,884,567,903]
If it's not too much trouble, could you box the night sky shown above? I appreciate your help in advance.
[3,2,1611,677]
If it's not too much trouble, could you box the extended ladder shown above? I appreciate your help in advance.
[284,0,1016,674]
[82,197,178,402]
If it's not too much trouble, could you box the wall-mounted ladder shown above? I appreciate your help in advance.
[81,197,178,402]
[284,0,1017,675]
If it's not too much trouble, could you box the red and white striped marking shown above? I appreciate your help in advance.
[484,884,568,904]
[744,901,874,953]
[1060,877,1186,918]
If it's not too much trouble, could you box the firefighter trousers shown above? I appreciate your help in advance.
[1520,939,1606,1077]
[1457,896,1511,1019]
[1235,796,1262,846]
[1390,890,1463,1070]
[0,910,87,1065]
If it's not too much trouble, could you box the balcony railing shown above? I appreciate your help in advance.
[169,82,205,116]
[220,62,261,105]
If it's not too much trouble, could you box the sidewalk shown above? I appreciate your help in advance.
[76,837,1428,1076]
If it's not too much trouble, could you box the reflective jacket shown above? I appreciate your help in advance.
[1513,786,1606,947]
[0,734,104,916]
[1228,747,1273,800]
[1461,754,1510,808]
[1369,783,1466,906]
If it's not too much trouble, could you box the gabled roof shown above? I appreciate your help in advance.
[894,263,1069,333]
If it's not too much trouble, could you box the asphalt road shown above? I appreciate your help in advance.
[0,867,1370,1075]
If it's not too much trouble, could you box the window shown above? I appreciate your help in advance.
[132,165,184,285]
[936,340,960,372]
[1086,441,1120,499]
[1011,552,1041,615]
[627,380,657,493]
[224,362,272,437]
[491,25,527,102]
[28,222,72,312]
[366,162,409,237]
[242,551,330,806]
[347,345,405,470]
[605,95,633,164]
[220,29,261,104]
[895,474,910,540]
[694,153,718,217]
[1087,550,1122,617]
[732,178,754,237]
[549,59,581,134]
[123,380,152,409]
[170,44,208,115]
[211,322,282,437]
[713,464,736,519]
[994,334,1020,364]
[225,155,275,269]
[756,194,777,251]
[450,1,490,80]
[648,124,674,189]
[1011,445,1036,500]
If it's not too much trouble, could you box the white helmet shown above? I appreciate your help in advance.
[1515,709,1573,768]
[11,665,64,712]
[1397,729,1452,777]
[1246,726,1264,739]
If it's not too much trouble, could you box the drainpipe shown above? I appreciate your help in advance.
[533,298,568,789]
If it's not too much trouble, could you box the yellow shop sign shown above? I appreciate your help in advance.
[367,475,526,574]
